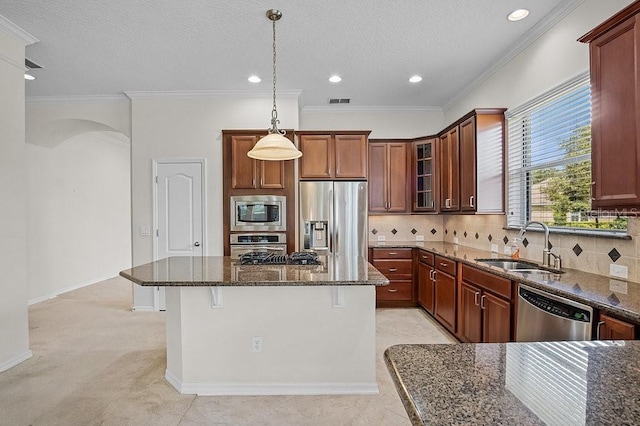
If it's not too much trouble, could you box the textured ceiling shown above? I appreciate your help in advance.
[2,0,581,108]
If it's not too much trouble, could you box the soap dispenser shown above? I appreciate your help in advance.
[510,238,520,260]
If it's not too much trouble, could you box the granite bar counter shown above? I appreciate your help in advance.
[385,341,640,425]
[370,241,640,323]
[120,255,387,396]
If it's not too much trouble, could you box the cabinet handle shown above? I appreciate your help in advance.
[596,320,605,340]
[591,181,596,201]
[429,270,434,280]
[480,295,486,310]
[439,262,448,267]
[445,198,451,208]
[432,270,437,281]
[388,252,397,255]
[431,200,434,208]
[388,268,398,272]
[469,195,474,208]
[421,255,427,259]
[388,288,398,293]
[474,291,480,306]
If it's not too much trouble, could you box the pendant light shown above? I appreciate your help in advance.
[247,9,302,161]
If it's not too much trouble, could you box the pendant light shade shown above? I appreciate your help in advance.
[247,9,302,161]
[247,133,302,160]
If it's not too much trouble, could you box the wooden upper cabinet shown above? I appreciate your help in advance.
[334,134,367,178]
[229,134,285,190]
[439,127,460,211]
[413,138,438,212]
[368,140,410,213]
[298,131,370,180]
[579,3,640,209]
[459,117,476,211]
[298,134,332,179]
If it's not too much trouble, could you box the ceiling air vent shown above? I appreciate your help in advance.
[25,58,43,69]
[328,98,351,104]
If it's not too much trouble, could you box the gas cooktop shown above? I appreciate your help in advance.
[239,251,321,265]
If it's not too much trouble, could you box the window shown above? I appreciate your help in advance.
[507,72,627,233]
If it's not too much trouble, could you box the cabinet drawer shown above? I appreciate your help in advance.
[418,250,434,266]
[372,248,412,259]
[435,255,456,275]
[462,264,511,299]
[376,280,413,301]
[372,259,413,278]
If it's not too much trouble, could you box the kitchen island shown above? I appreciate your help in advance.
[385,341,640,425]
[120,255,388,396]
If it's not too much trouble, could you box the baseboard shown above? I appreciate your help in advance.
[0,350,33,373]
[132,306,156,312]
[165,369,379,396]
[28,274,117,305]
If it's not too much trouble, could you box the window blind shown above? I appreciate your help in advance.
[505,72,619,231]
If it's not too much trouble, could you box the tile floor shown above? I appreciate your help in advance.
[0,277,456,425]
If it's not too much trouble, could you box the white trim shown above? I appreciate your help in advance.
[0,351,33,373]
[88,131,131,148]
[125,89,301,101]
[301,105,442,113]
[445,0,585,111]
[27,274,118,305]
[0,14,39,45]
[26,94,130,104]
[0,51,26,71]
[165,370,379,396]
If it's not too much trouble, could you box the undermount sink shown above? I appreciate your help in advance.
[475,259,563,274]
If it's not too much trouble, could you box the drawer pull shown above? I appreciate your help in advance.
[388,268,398,272]
[388,288,398,293]
[389,252,397,255]
[439,262,448,267]
[474,292,480,306]
[422,255,427,259]
[480,295,486,310]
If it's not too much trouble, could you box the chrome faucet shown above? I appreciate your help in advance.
[518,220,559,268]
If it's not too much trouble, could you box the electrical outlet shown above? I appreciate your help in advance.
[503,246,511,255]
[251,336,263,353]
[453,237,459,244]
[610,264,628,279]
[415,235,424,241]
[377,235,386,241]
[140,226,151,236]
[491,244,499,253]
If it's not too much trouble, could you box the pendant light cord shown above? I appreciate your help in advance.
[270,12,285,135]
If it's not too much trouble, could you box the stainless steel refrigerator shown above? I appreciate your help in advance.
[299,181,368,259]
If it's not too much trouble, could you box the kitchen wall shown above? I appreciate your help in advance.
[129,94,299,309]
[0,21,32,371]
[24,99,132,304]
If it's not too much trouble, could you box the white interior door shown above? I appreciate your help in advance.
[154,160,205,310]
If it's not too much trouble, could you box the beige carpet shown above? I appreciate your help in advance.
[0,276,456,425]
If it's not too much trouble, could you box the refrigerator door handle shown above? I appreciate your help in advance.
[329,187,334,254]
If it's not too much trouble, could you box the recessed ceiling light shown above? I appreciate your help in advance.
[507,8,529,21]
[329,75,342,83]
[248,75,261,83]
[24,74,35,80]
[409,75,423,83]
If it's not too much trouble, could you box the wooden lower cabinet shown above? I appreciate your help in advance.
[434,256,456,333]
[372,248,415,307]
[458,265,513,343]
[596,312,636,340]
[417,261,435,314]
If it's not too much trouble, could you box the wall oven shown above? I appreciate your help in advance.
[229,233,287,259]
[230,195,286,232]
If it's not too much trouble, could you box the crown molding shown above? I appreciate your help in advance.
[0,51,25,70]
[301,105,442,114]
[26,94,130,103]
[124,89,302,100]
[0,14,39,45]
[444,0,585,111]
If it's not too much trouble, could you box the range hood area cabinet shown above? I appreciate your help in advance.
[368,140,411,213]
[579,1,640,209]
[296,131,370,180]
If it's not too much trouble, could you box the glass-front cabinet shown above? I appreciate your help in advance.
[413,137,438,212]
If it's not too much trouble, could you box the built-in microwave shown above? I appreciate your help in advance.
[230,195,286,232]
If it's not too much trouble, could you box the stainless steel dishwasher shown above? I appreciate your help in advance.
[516,283,593,342]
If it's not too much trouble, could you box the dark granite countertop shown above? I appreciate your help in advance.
[385,341,640,425]
[370,241,640,323]
[120,255,389,287]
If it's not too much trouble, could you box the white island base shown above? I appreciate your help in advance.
[164,285,378,396]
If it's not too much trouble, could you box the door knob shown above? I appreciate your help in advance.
[194,242,200,247]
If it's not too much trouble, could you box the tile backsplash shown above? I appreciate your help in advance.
[369,214,640,283]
